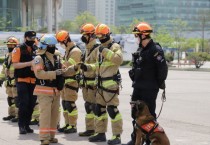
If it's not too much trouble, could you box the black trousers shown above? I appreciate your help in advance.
[16,82,37,128]
[130,88,159,144]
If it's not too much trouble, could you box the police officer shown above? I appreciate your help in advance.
[126,22,168,145]
[56,30,82,134]
[83,24,123,145]
[0,37,19,121]
[78,23,99,137]
[12,31,37,134]
[33,34,64,145]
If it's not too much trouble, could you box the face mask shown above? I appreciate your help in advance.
[99,35,110,43]
[81,35,89,44]
[47,46,56,54]
[25,40,35,47]
[8,47,14,53]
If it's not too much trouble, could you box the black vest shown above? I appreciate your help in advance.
[35,54,61,88]
[14,44,35,78]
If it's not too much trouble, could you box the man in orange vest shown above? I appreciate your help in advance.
[12,31,37,134]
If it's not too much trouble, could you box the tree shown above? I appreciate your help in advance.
[0,17,11,31]
[187,52,210,69]
[73,11,98,33]
[153,26,174,48]
[169,19,188,67]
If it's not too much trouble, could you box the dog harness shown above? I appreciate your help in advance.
[135,120,164,139]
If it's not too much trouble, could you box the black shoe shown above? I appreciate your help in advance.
[125,140,135,145]
[64,126,77,134]
[57,124,69,132]
[2,115,15,121]
[79,130,95,136]
[30,119,39,125]
[107,135,121,145]
[25,127,34,133]
[19,127,27,134]
[11,117,18,122]
[89,133,106,142]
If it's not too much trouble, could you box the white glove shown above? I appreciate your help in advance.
[55,69,63,76]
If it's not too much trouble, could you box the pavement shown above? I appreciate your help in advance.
[0,66,210,145]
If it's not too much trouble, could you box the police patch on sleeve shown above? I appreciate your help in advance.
[34,59,40,64]
[156,55,162,61]
[12,49,16,53]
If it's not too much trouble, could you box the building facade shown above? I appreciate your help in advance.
[0,0,21,31]
[61,0,115,25]
[0,0,61,32]
[116,0,210,30]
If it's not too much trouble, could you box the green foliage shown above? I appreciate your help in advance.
[187,52,210,68]
[153,26,174,48]
[165,53,174,62]
[0,57,4,64]
[0,17,11,31]
[59,11,98,33]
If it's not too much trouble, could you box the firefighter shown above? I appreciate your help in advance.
[56,30,82,134]
[126,22,168,145]
[12,31,37,134]
[78,23,100,137]
[0,37,19,122]
[32,34,64,145]
[82,24,123,145]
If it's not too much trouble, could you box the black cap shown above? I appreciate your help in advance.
[24,31,36,38]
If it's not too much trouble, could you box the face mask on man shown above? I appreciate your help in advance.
[25,40,35,47]
[8,47,14,53]
[47,46,56,54]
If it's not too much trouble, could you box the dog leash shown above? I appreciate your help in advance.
[156,89,166,119]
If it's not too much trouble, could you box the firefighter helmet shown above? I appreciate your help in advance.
[132,22,153,35]
[56,30,69,42]
[80,23,95,35]
[95,23,110,38]
[5,37,19,45]
[37,34,58,50]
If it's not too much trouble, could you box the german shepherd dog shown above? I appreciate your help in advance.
[130,100,170,145]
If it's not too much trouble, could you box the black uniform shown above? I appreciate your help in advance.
[128,39,168,144]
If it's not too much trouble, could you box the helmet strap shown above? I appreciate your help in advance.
[64,37,71,47]
[138,34,150,47]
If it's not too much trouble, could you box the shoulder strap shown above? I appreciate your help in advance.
[65,45,76,60]
[87,44,99,57]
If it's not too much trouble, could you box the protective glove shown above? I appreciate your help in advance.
[55,69,64,76]
[80,63,88,72]
[128,69,135,81]
[159,81,166,90]
[0,80,4,87]
[99,46,105,53]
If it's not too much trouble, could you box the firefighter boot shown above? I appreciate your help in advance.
[79,130,95,137]
[49,138,58,143]
[30,119,39,125]
[107,135,121,145]
[89,133,106,142]
[2,115,15,121]
[11,117,18,122]
[41,140,50,145]
[58,124,69,132]
[64,125,77,134]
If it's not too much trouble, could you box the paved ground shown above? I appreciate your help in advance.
[0,66,210,145]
